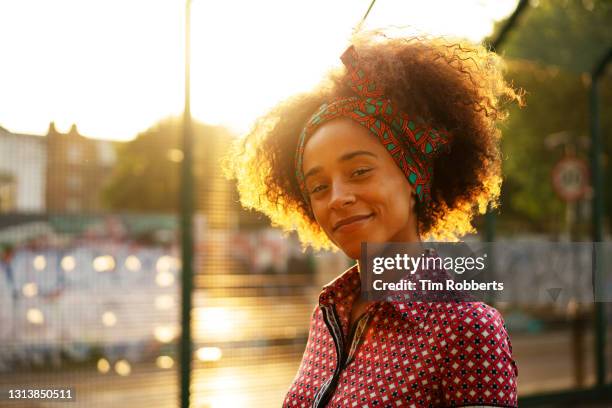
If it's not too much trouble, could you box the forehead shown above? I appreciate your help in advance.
[302,118,384,162]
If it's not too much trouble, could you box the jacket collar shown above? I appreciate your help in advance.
[318,261,434,327]
[318,263,361,312]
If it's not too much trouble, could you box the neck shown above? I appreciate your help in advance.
[356,234,422,272]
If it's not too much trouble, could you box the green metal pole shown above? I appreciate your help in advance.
[590,46,612,388]
[180,0,194,407]
[489,0,529,53]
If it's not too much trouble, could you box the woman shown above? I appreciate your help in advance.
[226,31,522,407]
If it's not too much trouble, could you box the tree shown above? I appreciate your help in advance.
[102,117,272,229]
[485,0,612,236]
[103,117,225,212]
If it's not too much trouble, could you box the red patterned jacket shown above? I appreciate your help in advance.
[283,260,518,407]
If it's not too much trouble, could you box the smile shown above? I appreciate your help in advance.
[333,214,374,233]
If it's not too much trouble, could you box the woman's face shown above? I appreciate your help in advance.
[302,118,419,260]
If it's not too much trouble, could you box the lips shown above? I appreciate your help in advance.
[332,213,374,232]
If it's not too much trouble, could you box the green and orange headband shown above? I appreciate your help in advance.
[294,45,453,206]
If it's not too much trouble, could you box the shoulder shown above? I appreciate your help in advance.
[428,301,510,339]
[426,301,517,377]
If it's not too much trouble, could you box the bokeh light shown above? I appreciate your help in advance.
[154,325,177,343]
[102,311,117,327]
[156,355,175,369]
[124,255,141,272]
[93,255,116,272]
[97,358,111,374]
[114,359,132,376]
[155,271,175,287]
[61,255,76,272]
[26,308,44,325]
[33,255,46,271]
[196,347,223,362]
[22,282,38,297]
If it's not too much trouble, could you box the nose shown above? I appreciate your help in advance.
[328,179,356,210]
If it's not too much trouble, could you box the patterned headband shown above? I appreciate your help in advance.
[294,45,453,206]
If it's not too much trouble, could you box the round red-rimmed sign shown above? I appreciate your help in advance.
[551,156,590,202]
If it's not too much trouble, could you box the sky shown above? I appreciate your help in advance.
[0,0,519,141]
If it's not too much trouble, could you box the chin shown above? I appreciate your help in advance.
[342,248,361,261]
[334,230,384,260]
[336,240,364,260]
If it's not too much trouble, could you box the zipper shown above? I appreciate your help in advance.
[312,304,372,407]
[312,304,345,408]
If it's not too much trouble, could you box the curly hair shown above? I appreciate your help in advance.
[224,31,523,251]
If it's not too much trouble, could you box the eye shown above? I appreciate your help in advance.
[352,167,372,177]
[309,184,327,195]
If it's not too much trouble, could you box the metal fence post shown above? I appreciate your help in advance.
[180,0,194,407]
[590,46,612,388]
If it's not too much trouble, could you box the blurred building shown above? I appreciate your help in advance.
[45,122,120,213]
[0,123,122,214]
[0,126,46,213]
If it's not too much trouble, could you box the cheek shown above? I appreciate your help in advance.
[310,202,330,230]
[310,204,343,246]
[376,178,412,219]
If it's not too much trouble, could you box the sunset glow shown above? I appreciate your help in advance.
[0,0,518,140]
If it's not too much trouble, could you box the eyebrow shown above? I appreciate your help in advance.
[303,150,378,182]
